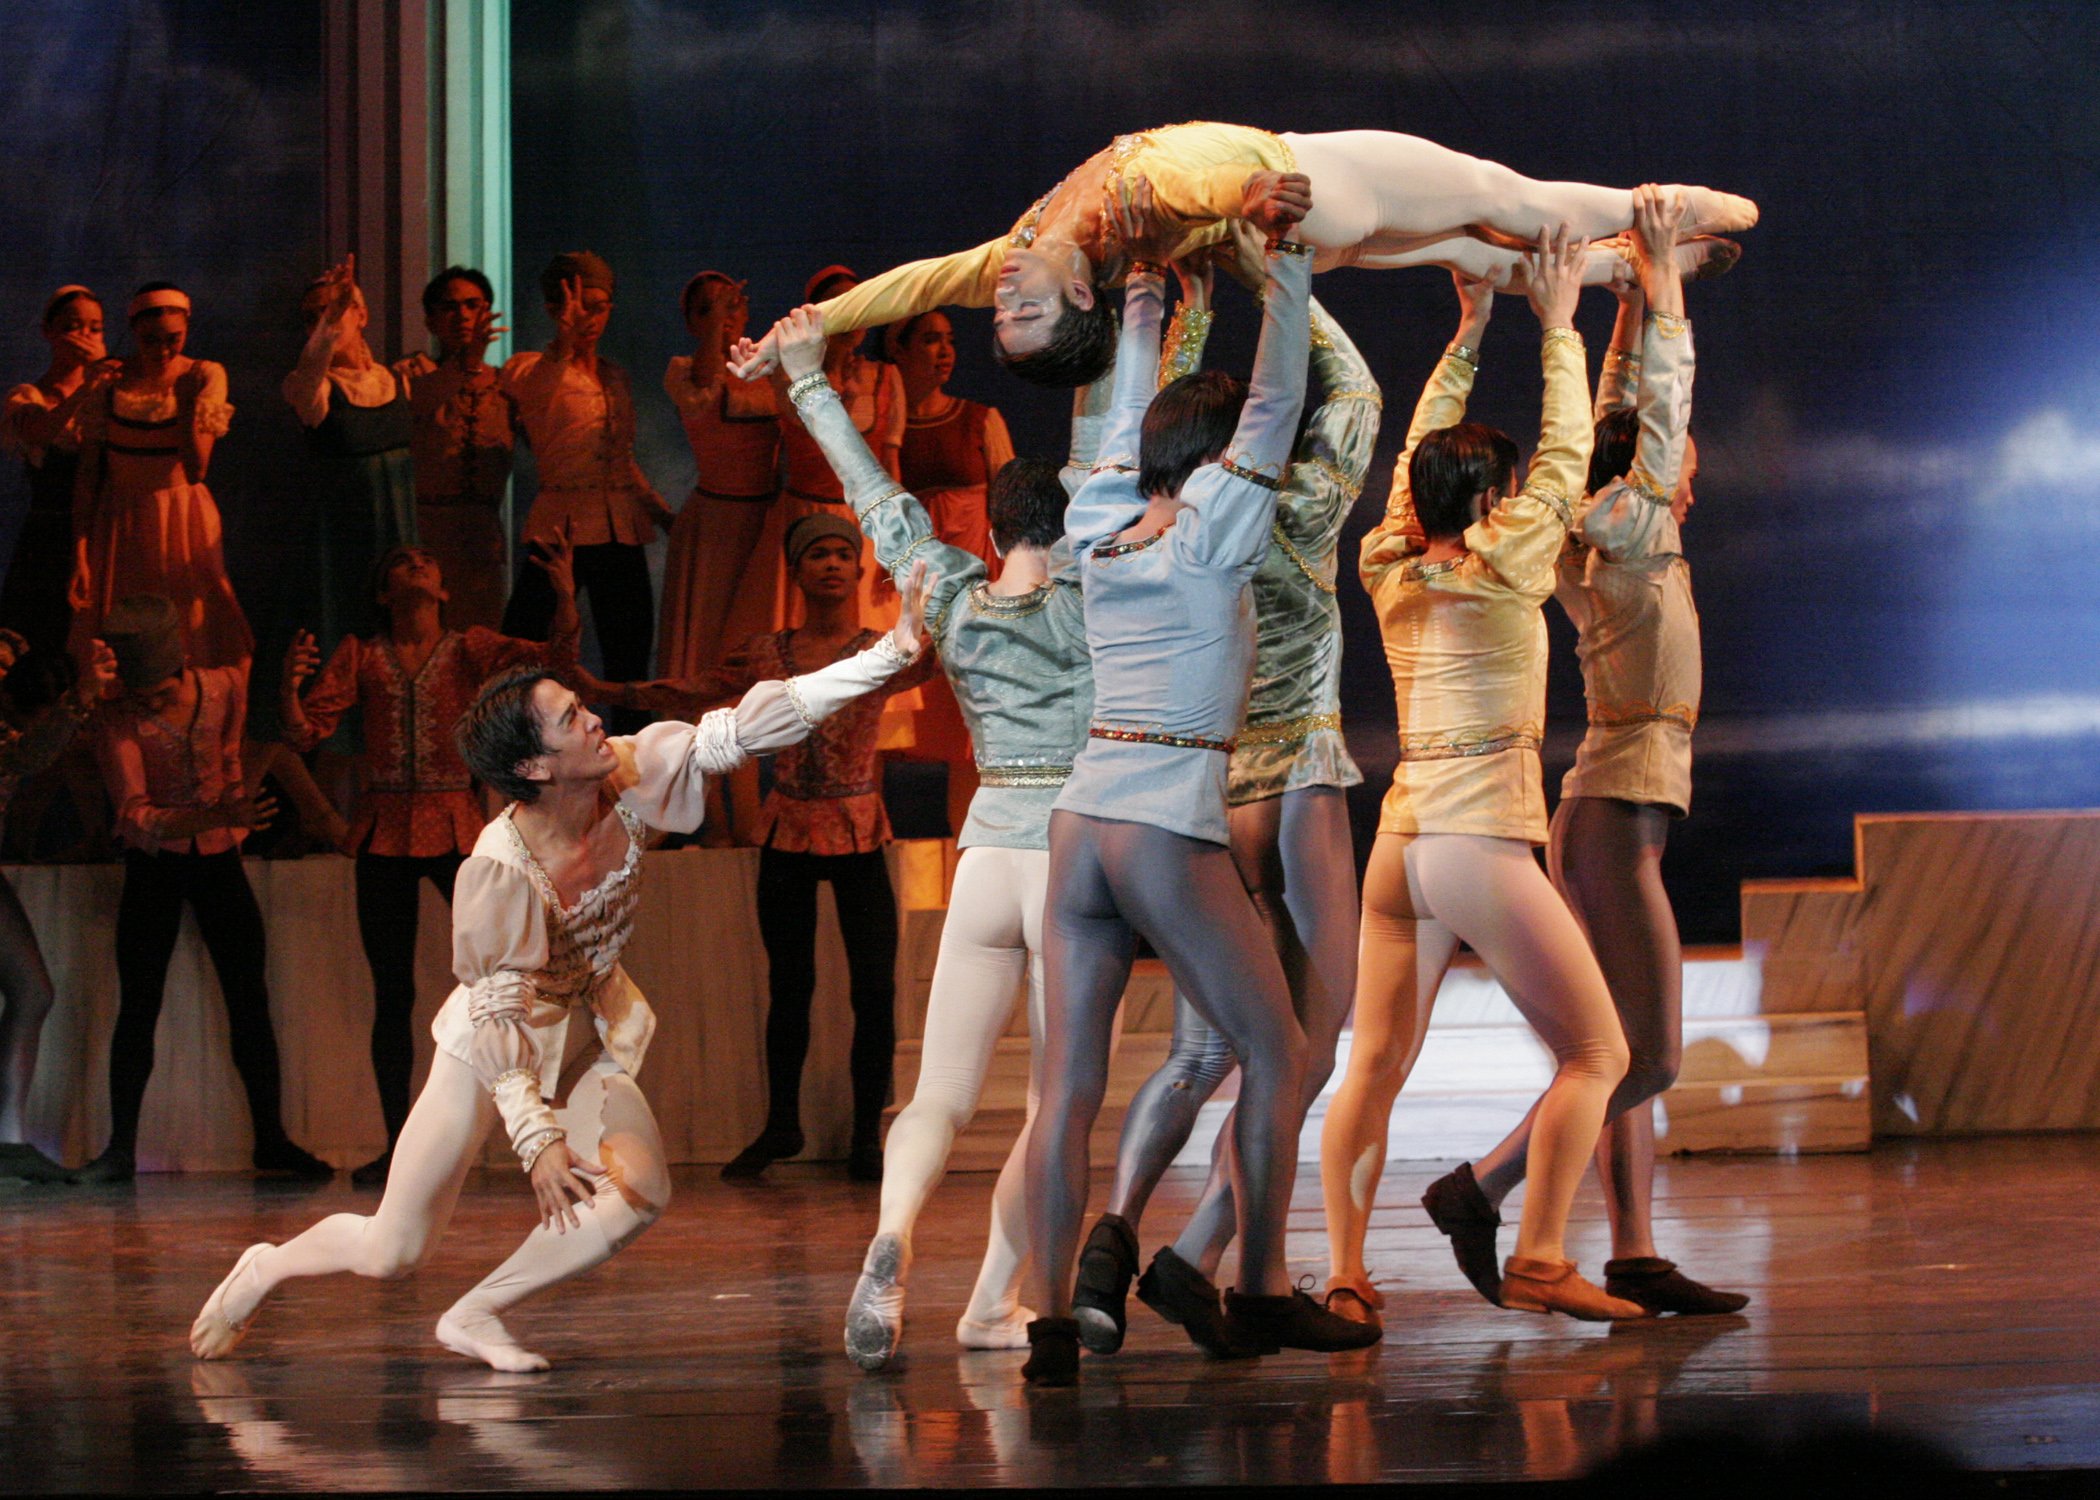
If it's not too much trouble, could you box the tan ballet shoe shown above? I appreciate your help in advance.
[1499,1256,1650,1322]
[1663,185,1759,236]
[190,1243,272,1359]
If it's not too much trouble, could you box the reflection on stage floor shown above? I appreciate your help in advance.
[3,1136,2097,1490]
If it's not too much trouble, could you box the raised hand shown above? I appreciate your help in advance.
[1523,224,1587,332]
[461,305,508,367]
[1241,170,1313,240]
[552,274,596,350]
[769,305,830,382]
[727,326,781,382]
[888,559,933,659]
[1453,268,1498,324]
[280,628,321,698]
[80,638,120,702]
[1106,174,1183,267]
[1630,184,1690,317]
[525,525,577,598]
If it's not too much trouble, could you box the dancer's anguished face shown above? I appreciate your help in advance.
[44,298,105,365]
[522,679,615,787]
[130,310,187,372]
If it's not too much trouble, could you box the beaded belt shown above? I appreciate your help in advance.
[773,779,880,800]
[976,764,1072,789]
[1394,731,1541,764]
[1089,726,1234,753]
[1235,711,1341,748]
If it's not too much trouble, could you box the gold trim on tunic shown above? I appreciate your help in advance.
[976,763,1073,788]
[1269,523,1338,594]
[1394,727,1543,762]
[1237,711,1342,747]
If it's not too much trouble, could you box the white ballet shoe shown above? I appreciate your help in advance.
[435,1305,552,1373]
[1663,185,1758,236]
[955,1304,1036,1351]
[843,1232,908,1371]
[190,1243,273,1360]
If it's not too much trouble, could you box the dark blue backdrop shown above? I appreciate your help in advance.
[5,2,2098,939]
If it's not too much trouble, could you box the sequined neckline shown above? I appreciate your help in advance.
[969,581,1054,616]
[1092,521,1174,560]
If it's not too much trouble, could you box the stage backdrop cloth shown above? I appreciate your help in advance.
[10,848,896,1171]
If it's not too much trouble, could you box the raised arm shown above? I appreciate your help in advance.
[1581,186,1695,562]
[1595,278,1645,418]
[1176,235,1314,569]
[757,306,979,630]
[1469,228,1594,597]
[608,562,937,833]
[729,241,1006,380]
[280,631,357,752]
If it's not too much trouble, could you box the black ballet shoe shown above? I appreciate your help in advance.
[721,1127,803,1180]
[74,1145,135,1184]
[253,1140,334,1179]
[1071,1213,1138,1354]
[0,1141,73,1183]
[1422,1163,1505,1306]
[1021,1317,1081,1386]
[846,1142,884,1183]
[1136,1246,1262,1358]
[349,1150,393,1189]
[1223,1285,1383,1354]
[1604,1256,1751,1316]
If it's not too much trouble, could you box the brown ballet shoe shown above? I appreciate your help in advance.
[1499,1256,1650,1321]
[1421,1164,1504,1306]
[1604,1256,1750,1316]
[1681,235,1741,281]
[1324,1284,1385,1334]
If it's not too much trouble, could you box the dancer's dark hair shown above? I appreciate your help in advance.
[457,668,556,805]
[1410,422,1520,539]
[988,457,1069,552]
[423,266,494,314]
[1138,370,1247,501]
[996,297,1117,388]
[1587,407,1641,496]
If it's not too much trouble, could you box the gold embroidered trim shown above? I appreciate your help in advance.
[782,676,817,729]
[1090,725,1234,753]
[1219,457,1283,491]
[1530,484,1575,530]
[1237,711,1341,747]
[1325,386,1383,407]
[1395,727,1542,763]
[1092,526,1171,559]
[1270,522,1337,594]
[1647,310,1689,341]
[489,1068,538,1095]
[1159,307,1213,388]
[518,1127,567,1174]
[1400,555,1466,581]
[853,487,910,524]
[968,581,1053,618]
[1309,318,1335,351]
[976,763,1073,788]
[1605,346,1643,367]
[1445,343,1480,369]
[1541,327,1585,354]
[1589,701,1699,731]
[1624,464,1672,508]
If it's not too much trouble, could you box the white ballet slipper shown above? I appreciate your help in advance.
[190,1243,273,1360]
[955,1305,1035,1351]
[435,1304,552,1374]
[843,1232,907,1371]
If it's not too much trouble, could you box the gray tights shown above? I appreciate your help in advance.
[1105,788,1360,1275]
[1024,810,1307,1315]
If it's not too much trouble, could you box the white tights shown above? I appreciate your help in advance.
[1320,833,1628,1277]
[875,845,1047,1328]
[231,1050,668,1361]
[1283,130,1735,286]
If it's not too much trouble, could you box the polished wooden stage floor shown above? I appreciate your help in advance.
[3,1137,2097,1491]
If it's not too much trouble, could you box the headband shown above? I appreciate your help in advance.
[128,289,191,319]
[41,285,97,327]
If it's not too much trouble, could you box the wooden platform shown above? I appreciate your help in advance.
[4,1137,2098,1489]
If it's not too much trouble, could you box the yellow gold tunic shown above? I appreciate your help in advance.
[1360,333,1591,844]
[1557,313,1700,815]
[813,123,1296,337]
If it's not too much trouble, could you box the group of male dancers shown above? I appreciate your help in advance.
[191,122,1755,1389]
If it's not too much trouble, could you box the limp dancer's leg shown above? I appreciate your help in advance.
[1283,130,1756,252]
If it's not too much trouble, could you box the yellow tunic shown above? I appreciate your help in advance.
[814,123,1296,337]
[1360,331,1592,844]
[1557,312,1700,815]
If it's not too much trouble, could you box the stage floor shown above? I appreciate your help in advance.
[3,1137,2097,1490]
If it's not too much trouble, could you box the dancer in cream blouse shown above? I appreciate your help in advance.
[189,567,933,1373]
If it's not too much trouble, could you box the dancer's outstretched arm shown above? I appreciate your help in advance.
[728,240,1007,380]
[1359,272,1493,583]
[1581,188,1696,565]
[1176,236,1314,570]
[756,306,980,643]
[609,560,934,834]
[1469,230,1594,598]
